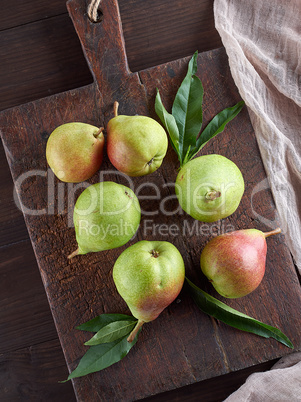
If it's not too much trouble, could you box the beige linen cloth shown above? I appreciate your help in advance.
[214,0,301,400]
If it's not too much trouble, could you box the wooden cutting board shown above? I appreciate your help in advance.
[1,0,300,400]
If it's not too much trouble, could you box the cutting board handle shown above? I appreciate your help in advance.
[67,0,140,99]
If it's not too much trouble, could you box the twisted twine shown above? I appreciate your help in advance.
[87,0,102,22]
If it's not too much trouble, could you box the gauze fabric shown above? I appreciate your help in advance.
[214,1,301,400]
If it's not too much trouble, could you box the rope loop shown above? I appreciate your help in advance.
[87,0,102,22]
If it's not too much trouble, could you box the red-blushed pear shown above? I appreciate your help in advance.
[200,227,282,298]
[107,102,168,177]
[46,122,105,183]
[113,240,185,342]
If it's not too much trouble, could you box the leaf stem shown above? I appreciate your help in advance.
[127,319,144,343]
[264,227,281,238]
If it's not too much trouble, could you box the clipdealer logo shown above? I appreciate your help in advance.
[12,167,284,237]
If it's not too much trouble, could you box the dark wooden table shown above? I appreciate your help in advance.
[1,1,299,401]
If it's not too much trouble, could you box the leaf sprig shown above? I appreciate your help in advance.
[155,51,245,167]
[62,314,140,381]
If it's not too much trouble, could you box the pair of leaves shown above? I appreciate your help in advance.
[155,51,245,166]
[185,278,294,349]
[63,314,139,381]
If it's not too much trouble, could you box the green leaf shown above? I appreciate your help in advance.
[154,52,245,167]
[85,320,137,346]
[185,278,294,349]
[189,100,245,160]
[63,332,140,381]
[172,51,204,162]
[76,313,136,332]
[155,89,181,162]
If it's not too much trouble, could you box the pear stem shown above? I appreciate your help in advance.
[68,248,79,259]
[205,190,221,201]
[150,249,160,258]
[264,227,281,238]
[113,101,119,117]
[94,127,104,138]
[127,319,145,343]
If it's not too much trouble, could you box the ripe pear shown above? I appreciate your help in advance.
[113,240,185,342]
[175,154,244,222]
[68,181,141,258]
[200,228,282,298]
[107,102,168,176]
[46,122,105,182]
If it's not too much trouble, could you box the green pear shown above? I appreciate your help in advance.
[175,154,244,222]
[107,102,168,176]
[200,228,281,298]
[113,240,185,342]
[68,182,141,258]
[46,122,105,183]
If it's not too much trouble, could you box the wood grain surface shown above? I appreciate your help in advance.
[0,0,300,401]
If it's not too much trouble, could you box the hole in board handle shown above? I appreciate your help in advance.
[88,9,103,23]
[87,0,104,24]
